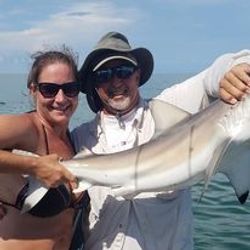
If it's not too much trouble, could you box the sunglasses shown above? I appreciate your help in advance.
[93,65,138,85]
[37,82,80,98]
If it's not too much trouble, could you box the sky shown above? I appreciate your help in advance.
[1,0,250,74]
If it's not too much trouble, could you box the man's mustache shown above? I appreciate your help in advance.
[108,87,129,97]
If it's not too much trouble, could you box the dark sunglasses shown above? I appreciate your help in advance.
[93,65,138,85]
[37,82,80,98]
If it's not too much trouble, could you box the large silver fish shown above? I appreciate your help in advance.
[21,96,250,212]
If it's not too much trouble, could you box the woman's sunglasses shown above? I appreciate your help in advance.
[93,65,138,85]
[37,82,80,98]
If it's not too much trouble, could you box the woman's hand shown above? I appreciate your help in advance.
[31,154,77,188]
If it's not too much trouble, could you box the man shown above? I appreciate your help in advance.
[71,32,250,249]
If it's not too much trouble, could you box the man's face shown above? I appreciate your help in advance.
[93,59,141,115]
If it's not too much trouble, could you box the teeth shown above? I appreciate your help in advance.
[53,106,68,111]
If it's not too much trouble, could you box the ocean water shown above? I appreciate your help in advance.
[0,73,250,249]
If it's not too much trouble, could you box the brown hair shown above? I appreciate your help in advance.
[27,46,78,88]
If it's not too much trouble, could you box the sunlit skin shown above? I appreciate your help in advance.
[219,63,250,104]
[95,59,141,115]
[30,63,78,133]
[0,62,79,250]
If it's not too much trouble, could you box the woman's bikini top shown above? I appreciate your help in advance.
[1,115,82,217]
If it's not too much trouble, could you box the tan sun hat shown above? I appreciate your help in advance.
[79,31,154,112]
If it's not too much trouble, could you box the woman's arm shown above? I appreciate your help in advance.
[0,114,76,188]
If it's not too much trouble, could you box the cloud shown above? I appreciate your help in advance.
[66,11,90,17]
[155,0,232,5]
[0,1,145,72]
[0,2,141,54]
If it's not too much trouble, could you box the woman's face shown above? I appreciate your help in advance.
[31,62,79,128]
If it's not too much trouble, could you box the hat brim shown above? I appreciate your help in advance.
[93,55,138,72]
[79,47,154,93]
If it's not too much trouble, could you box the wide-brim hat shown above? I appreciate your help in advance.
[79,32,154,112]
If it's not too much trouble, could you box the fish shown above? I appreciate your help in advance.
[15,97,250,213]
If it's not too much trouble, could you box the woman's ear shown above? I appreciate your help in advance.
[29,83,37,95]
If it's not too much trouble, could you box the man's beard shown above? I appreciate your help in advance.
[107,95,131,111]
[106,87,131,111]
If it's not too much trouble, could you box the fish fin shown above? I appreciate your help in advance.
[121,192,139,200]
[73,148,94,159]
[21,177,48,213]
[238,191,249,204]
[218,140,250,204]
[12,149,39,157]
[196,140,232,204]
[9,151,50,213]
[111,185,138,198]
[72,181,92,193]
[149,99,190,139]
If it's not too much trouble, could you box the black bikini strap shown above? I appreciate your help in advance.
[0,199,16,209]
[41,123,50,154]
[67,130,76,155]
[42,124,76,155]
[15,182,29,209]
[0,182,29,210]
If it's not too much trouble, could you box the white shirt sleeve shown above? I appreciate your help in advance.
[204,49,250,97]
[156,49,250,114]
[155,69,206,114]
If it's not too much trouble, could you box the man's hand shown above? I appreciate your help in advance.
[219,63,250,104]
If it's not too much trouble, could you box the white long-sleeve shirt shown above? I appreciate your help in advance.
[157,49,250,113]
[71,50,250,250]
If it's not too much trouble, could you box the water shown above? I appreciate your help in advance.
[1,74,250,249]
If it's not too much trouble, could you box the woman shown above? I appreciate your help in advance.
[0,48,80,249]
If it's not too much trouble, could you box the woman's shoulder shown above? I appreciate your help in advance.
[0,112,39,150]
[0,112,35,127]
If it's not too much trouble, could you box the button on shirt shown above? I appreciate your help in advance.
[71,50,250,250]
[72,100,193,250]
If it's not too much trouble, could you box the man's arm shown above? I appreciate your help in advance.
[219,63,250,104]
[204,50,250,103]
[156,50,250,113]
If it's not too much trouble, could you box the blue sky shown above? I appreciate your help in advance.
[1,0,250,74]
